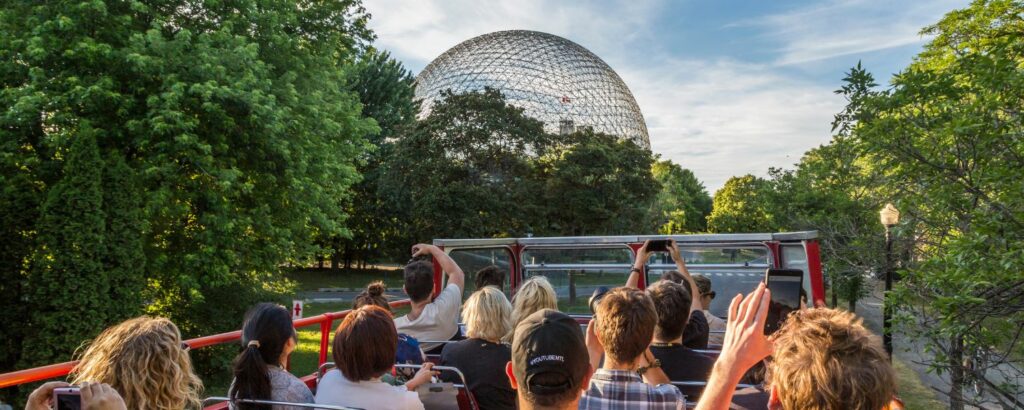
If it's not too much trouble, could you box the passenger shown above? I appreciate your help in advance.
[503,275,558,342]
[647,281,715,392]
[692,274,726,346]
[580,287,685,409]
[692,283,900,410]
[628,240,709,349]
[440,287,515,410]
[352,280,426,381]
[393,243,465,352]
[475,265,506,292]
[505,309,592,410]
[68,317,203,409]
[27,381,127,410]
[228,303,313,409]
[315,306,436,410]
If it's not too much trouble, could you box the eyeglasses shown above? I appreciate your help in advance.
[702,291,716,299]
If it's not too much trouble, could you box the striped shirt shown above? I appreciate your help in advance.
[578,369,685,410]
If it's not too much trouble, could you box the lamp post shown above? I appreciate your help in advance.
[879,203,900,358]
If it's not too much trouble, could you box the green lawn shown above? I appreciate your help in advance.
[894,358,944,408]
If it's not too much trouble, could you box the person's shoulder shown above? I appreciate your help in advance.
[651,382,686,402]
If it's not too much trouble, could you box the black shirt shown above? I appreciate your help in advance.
[650,343,716,400]
[682,310,709,349]
[440,338,515,410]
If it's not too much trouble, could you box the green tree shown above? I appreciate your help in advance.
[0,0,376,382]
[539,129,659,236]
[845,1,1024,406]
[338,48,418,267]
[648,159,712,233]
[20,130,107,367]
[102,153,146,323]
[707,175,777,233]
[381,88,553,247]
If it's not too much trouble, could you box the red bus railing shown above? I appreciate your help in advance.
[0,299,411,389]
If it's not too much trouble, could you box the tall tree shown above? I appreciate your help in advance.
[707,175,777,233]
[20,130,107,367]
[101,153,146,324]
[539,129,659,236]
[648,159,712,233]
[381,88,554,247]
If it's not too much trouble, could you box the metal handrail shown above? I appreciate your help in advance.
[203,396,360,410]
[393,363,470,388]
[670,381,754,389]
[0,299,412,388]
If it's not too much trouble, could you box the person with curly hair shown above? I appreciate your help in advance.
[69,316,203,410]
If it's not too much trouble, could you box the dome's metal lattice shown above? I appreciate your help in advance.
[414,30,650,149]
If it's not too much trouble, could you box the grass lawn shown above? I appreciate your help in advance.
[894,358,944,408]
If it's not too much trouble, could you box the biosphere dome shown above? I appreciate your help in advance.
[414,30,650,149]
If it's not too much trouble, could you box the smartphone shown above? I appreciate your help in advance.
[646,239,669,252]
[53,387,81,410]
[764,268,804,335]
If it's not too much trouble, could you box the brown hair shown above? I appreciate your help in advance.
[647,281,690,341]
[404,260,435,302]
[71,317,202,410]
[767,308,896,410]
[595,287,657,363]
[659,270,685,284]
[353,281,391,314]
[332,306,398,381]
[474,265,505,291]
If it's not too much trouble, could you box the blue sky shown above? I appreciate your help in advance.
[364,0,969,192]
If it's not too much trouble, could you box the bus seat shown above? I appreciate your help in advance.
[202,396,359,409]
[396,363,479,410]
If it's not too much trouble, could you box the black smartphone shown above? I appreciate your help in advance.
[764,268,804,335]
[646,239,669,252]
[53,387,81,410]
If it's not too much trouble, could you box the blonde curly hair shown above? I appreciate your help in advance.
[71,316,203,409]
[504,276,558,342]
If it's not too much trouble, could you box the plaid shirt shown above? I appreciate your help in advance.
[578,369,685,410]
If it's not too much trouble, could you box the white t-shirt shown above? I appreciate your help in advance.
[394,283,462,351]
[315,369,423,410]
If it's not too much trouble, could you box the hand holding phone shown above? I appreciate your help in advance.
[53,387,81,410]
[646,239,669,253]
[763,269,804,335]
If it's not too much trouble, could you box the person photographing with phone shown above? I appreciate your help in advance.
[626,239,710,349]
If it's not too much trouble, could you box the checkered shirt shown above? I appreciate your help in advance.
[578,368,685,410]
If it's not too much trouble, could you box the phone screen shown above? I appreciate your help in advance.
[55,393,81,410]
[764,269,804,335]
[646,240,668,252]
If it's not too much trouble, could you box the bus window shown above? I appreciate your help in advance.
[646,246,769,319]
[448,247,513,300]
[521,247,633,314]
[781,244,812,301]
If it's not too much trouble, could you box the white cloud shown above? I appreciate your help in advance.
[729,0,968,66]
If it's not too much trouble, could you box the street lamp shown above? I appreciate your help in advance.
[879,203,900,358]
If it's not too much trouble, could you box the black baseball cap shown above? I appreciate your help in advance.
[511,309,590,397]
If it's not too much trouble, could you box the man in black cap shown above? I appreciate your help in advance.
[505,309,592,410]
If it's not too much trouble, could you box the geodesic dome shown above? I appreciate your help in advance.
[415,30,650,149]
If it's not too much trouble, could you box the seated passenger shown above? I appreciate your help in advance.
[440,287,515,410]
[628,240,709,349]
[228,303,313,409]
[505,309,592,410]
[27,381,127,410]
[692,274,726,346]
[68,316,203,409]
[353,280,426,377]
[394,243,465,352]
[692,284,900,410]
[475,265,506,292]
[647,281,715,390]
[581,287,684,409]
[503,275,558,342]
[315,306,435,410]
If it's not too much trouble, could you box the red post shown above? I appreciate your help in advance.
[319,318,332,366]
[805,240,826,306]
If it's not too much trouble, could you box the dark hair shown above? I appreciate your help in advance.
[595,288,657,363]
[332,306,398,381]
[474,265,505,291]
[404,260,435,302]
[660,270,685,284]
[353,281,392,313]
[647,281,691,341]
[230,303,296,409]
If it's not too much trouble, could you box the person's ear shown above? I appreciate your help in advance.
[580,364,594,394]
[285,336,297,353]
[505,361,519,390]
[768,385,783,410]
[403,285,408,296]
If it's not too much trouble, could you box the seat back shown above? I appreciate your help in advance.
[395,364,478,410]
[203,396,358,410]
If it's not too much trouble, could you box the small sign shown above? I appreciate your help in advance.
[292,300,304,320]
